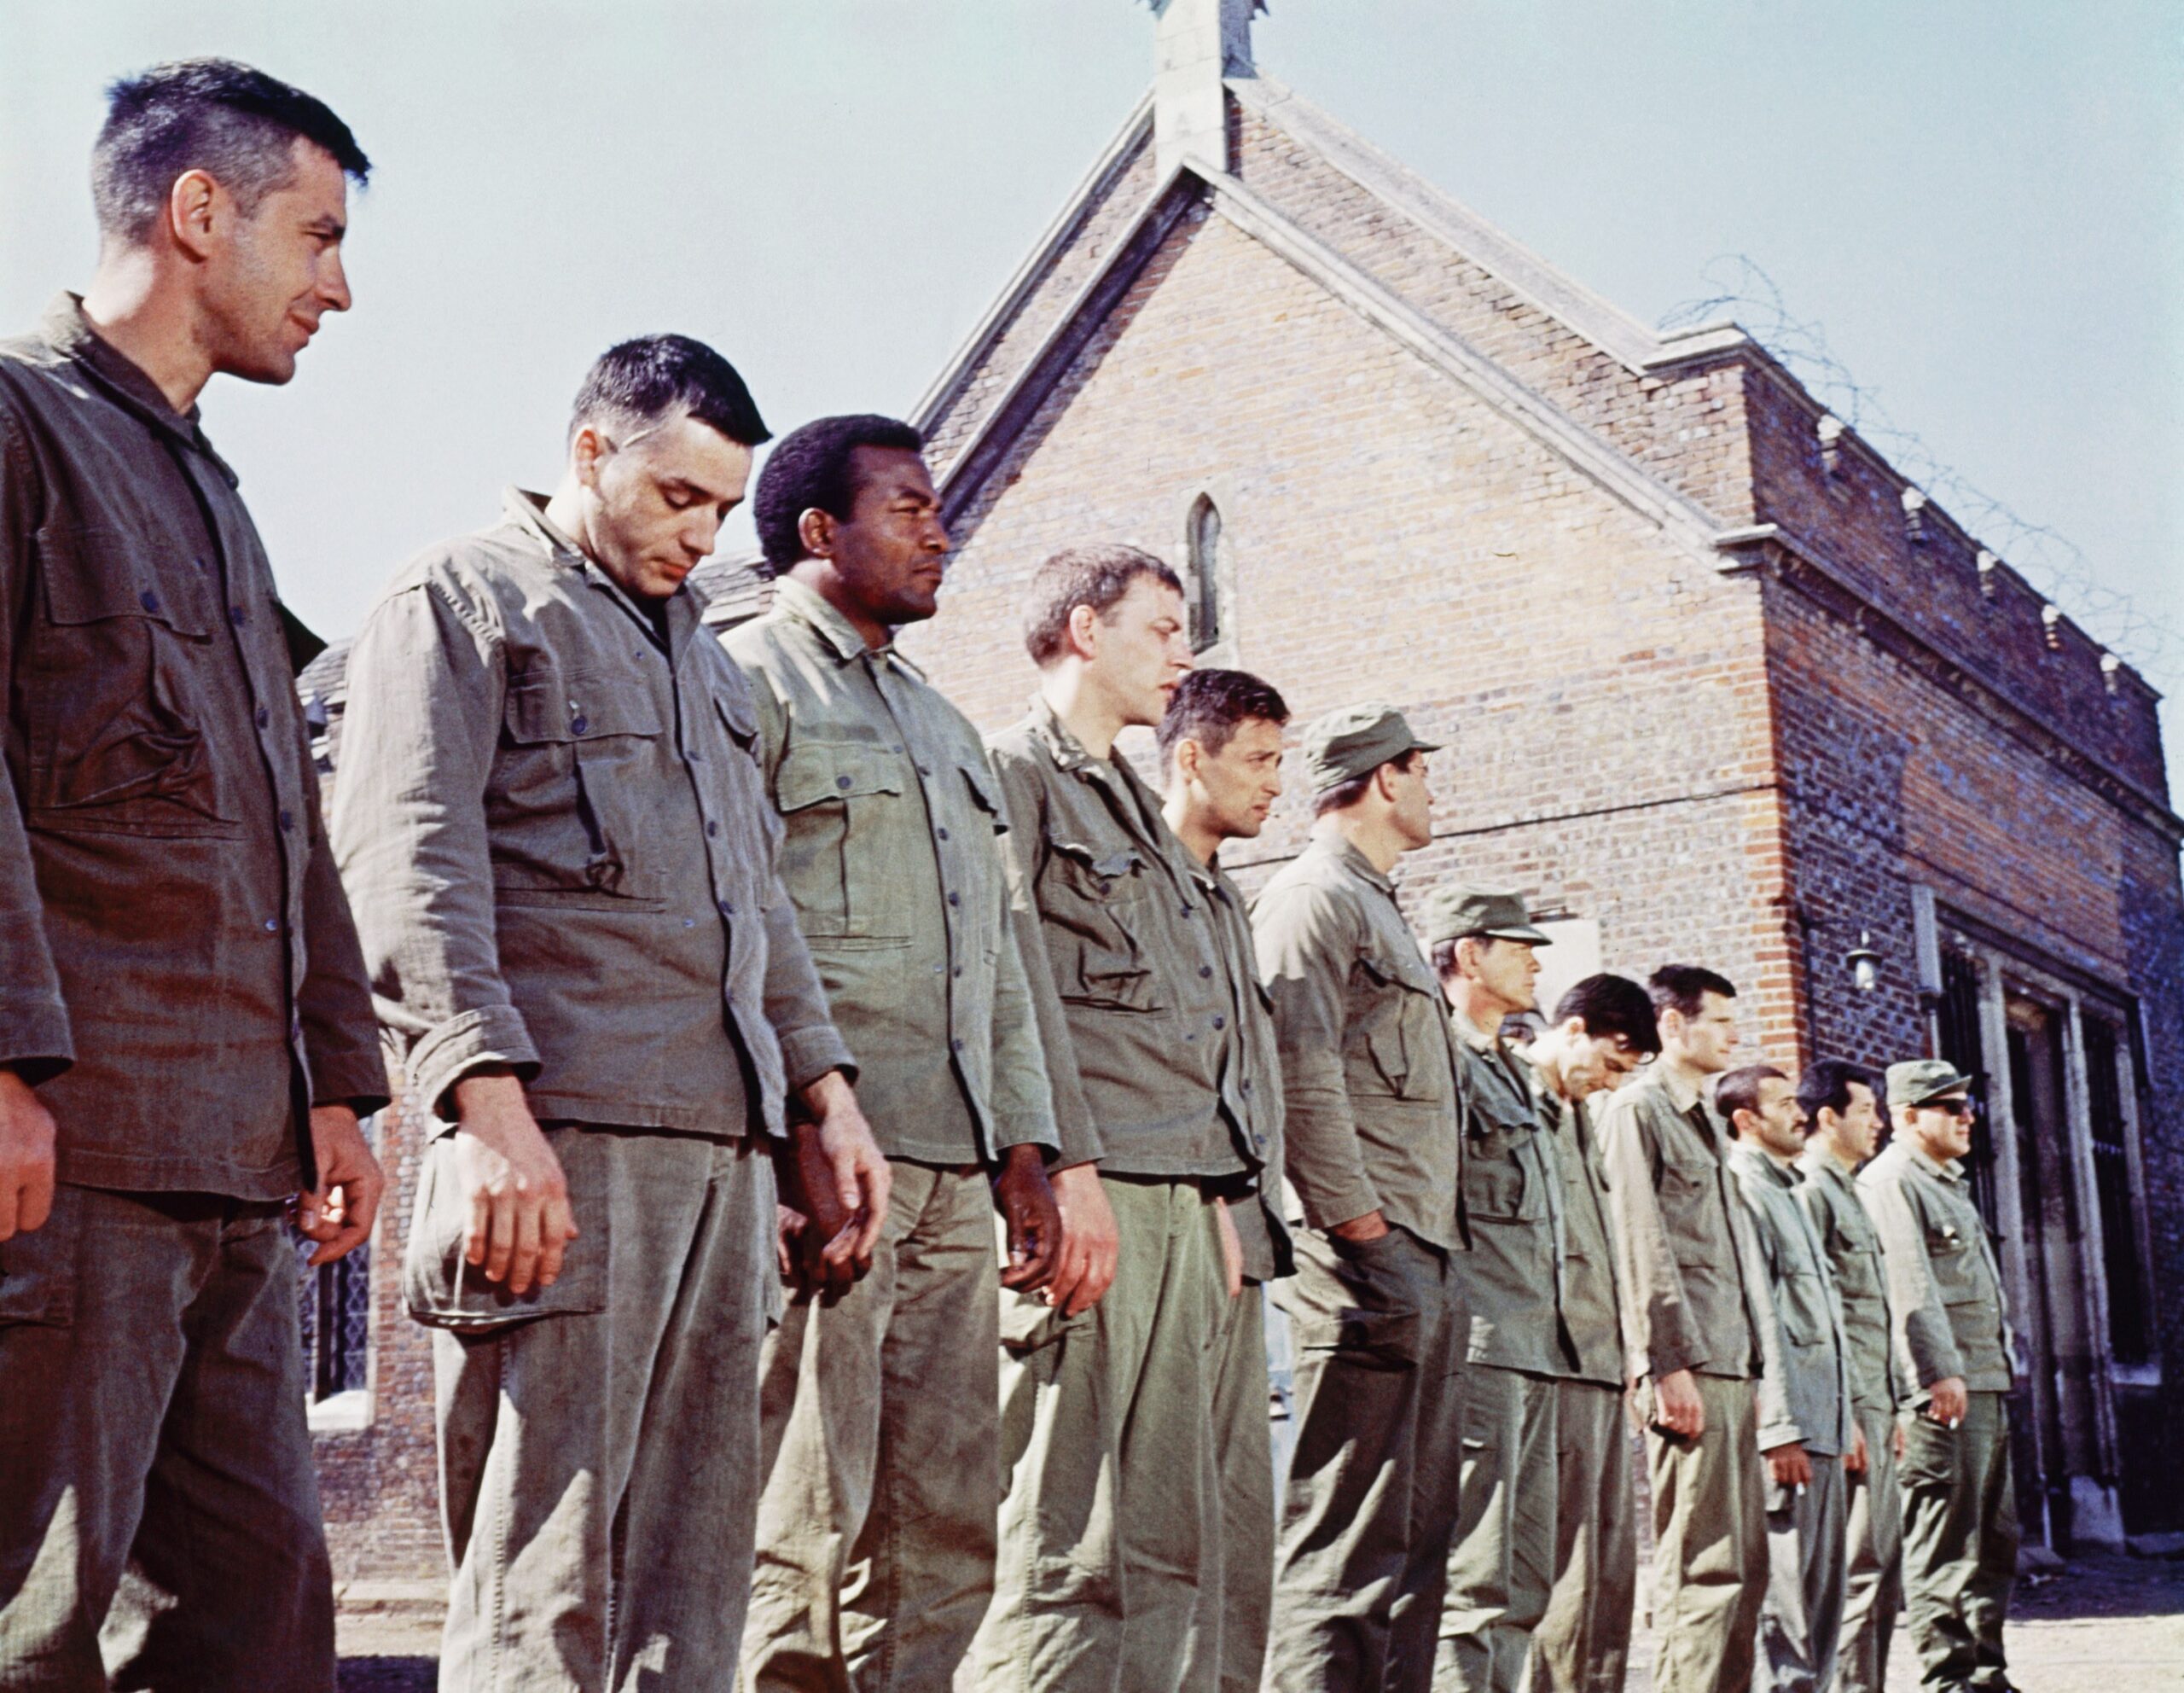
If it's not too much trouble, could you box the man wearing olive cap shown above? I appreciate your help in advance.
[1420,888,1567,1693]
[1252,704,1470,1693]
[1859,1060,2018,1693]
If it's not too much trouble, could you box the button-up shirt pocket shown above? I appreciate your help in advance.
[23,525,232,834]
[773,739,912,944]
[1775,1260,1833,1347]
[1925,1219,1982,1309]
[1657,1137,1723,1265]
[1043,839,1161,1011]
[1465,1117,1543,1222]
[1350,946,1432,1098]
[494,666,666,908]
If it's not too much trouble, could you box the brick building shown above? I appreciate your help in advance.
[304,0,2183,1580]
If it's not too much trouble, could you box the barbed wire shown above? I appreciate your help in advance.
[1661,255,2181,689]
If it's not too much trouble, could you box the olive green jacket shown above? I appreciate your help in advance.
[1194,849,1292,1281]
[1454,1011,1571,1374]
[985,698,1255,1179]
[0,295,386,1197]
[1860,1139,2014,1396]
[1526,1059,1625,1389]
[1796,1143,1903,1417]
[1731,1142,1853,1457]
[1598,1063,1766,1382]
[723,578,1057,1166]
[334,490,853,1139]
[1248,834,1467,1253]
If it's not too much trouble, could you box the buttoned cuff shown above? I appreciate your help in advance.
[776,1025,857,1095]
[1912,1346,1966,1392]
[0,994,74,1087]
[1298,1172,1384,1236]
[1642,1336,1703,1381]
[410,1005,542,1124]
[990,1111,1061,1157]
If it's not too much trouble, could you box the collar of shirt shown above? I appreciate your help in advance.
[40,292,235,477]
[1513,1044,1570,1126]
[1797,1141,1858,1193]
[774,574,882,665]
[502,487,700,654]
[1908,1143,1965,1184]
[1452,1006,1501,1055]
[1732,1139,1798,1189]
[1303,830,1395,895]
[1647,1061,1703,1114]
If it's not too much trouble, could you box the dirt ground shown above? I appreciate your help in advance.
[340,1550,2184,1690]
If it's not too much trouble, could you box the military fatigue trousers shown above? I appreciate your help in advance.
[1838,1403,1902,1693]
[424,1127,775,1693]
[1639,1372,1769,1693]
[1436,1365,1557,1692]
[965,1175,1227,1693]
[1269,1226,1467,1693]
[1525,1381,1636,1693]
[1899,1392,2018,1691]
[743,1161,1000,1693]
[1758,1446,1846,1693]
[0,1186,335,1692]
[1195,1278,1276,1693]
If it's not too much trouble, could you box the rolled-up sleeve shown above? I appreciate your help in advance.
[0,410,72,1083]
[1253,881,1379,1231]
[331,579,540,1120]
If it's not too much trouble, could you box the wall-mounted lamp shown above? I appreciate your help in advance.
[1846,931,1883,994]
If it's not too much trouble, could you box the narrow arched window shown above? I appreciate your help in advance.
[1186,493,1223,652]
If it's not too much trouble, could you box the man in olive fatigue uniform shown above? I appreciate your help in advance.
[968,546,1275,1693]
[1158,668,1297,1693]
[336,340,889,1692]
[1722,1065,1857,1693]
[1252,705,1469,1693]
[0,65,390,1689]
[724,416,1064,1692]
[1794,1060,1902,1693]
[1862,1060,2018,1693]
[1517,974,1660,1693]
[1422,888,1565,1693]
[1598,965,1769,1693]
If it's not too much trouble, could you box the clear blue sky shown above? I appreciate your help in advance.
[5,2,2179,753]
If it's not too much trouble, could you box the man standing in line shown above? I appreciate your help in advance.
[968,546,1271,1691]
[725,414,1064,1692]
[1421,888,1565,1693]
[1722,1064,1857,1693]
[334,338,889,1691]
[1862,1060,2018,1693]
[0,61,388,1687]
[1157,666,1296,1693]
[1794,1059,1903,1693]
[1518,974,1660,1693]
[1252,705,1469,1693]
[1598,965,1769,1693]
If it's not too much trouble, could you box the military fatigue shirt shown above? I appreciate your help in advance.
[1454,1010,1570,1374]
[723,578,1056,1166]
[1796,1143,1902,1417]
[1525,1055,1625,1388]
[1250,834,1466,1252]
[1860,1139,2013,1395]
[985,699,1252,1179]
[1731,1143,1852,1456]
[0,296,385,1196]
[1599,1063,1766,1382]
[1192,848,1291,1282]
[334,490,852,1137]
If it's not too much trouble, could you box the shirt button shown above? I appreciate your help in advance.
[1213,1015,1227,1030]
[683,917,695,928]
[951,1038,965,1052]
[1199,964,1213,979]
[836,775,852,790]
[706,820,719,837]
[936,827,950,841]
[229,605,247,626]
[1180,904,1194,918]
[687,748,704,763]
[278,809,293,830]
[255,704,270,729]
[1253,1133,1267,1150]
[263,917,279,933]
[953,965,964,979]
[1241,1080,1253,1096]
[718,899,735,916]
[917,763,932,777]
[139,590,161,613]
[947,891,961,906]
[571,714,590,736]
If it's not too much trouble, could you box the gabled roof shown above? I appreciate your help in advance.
[910,73,1740,560]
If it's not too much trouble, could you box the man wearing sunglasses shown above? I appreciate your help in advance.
[1860,1060,2018,1693]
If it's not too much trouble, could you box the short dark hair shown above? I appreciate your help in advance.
[1797,1058,1882,1126]
[568,335,770,453]
[1716,1063,1789,1132]
[1311,748,1422,818]
[1023,544,1182,667]
[93,58,370,241]
[1648,963,1737,1021]
[751,414,926,578]
[1552,973,1662,1056]
[1157,668,1289,767]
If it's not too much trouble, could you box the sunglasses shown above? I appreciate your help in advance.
[1925,1097,1979,1120]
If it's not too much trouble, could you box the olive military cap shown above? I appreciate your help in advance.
[1886,1057,1975,1108]
[1299,703,1440,797]
[1420,886,1554,947]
